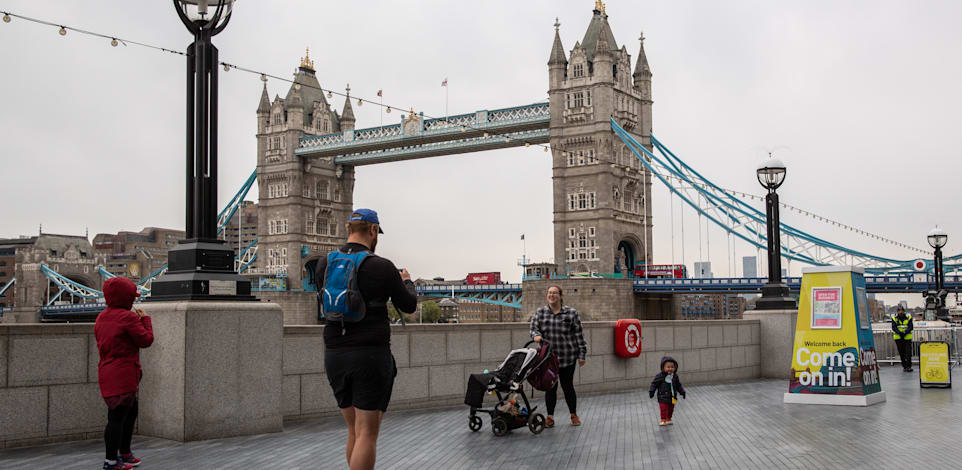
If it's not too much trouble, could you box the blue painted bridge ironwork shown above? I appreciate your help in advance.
[295,103,550,165]
[417,283,523,309]
[633,273,962,294]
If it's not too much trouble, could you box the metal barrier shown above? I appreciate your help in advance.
[872,327,961,365]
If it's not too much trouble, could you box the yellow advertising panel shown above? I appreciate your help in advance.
[919,342,951,388]
[784,266,885,406]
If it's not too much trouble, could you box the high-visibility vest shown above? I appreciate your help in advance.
[892,315,912,340]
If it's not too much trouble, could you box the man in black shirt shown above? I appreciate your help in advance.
[315,208,417,470]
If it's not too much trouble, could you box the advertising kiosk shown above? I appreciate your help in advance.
[784,266,886,406]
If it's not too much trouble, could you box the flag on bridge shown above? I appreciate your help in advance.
[441,77,448,87]
[377,89,382,97]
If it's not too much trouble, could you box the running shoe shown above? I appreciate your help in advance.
[119,453,141,467]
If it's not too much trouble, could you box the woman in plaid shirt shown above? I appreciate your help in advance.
[530,285,588,427]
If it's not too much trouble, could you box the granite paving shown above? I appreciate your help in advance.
[0,367,957,469]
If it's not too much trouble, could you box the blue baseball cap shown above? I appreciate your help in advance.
[349,208,384,233]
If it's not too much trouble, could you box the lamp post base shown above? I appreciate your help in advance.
[755,282,796,310]
[148,239,254,301]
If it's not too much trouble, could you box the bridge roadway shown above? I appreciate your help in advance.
[21,272,962,320]
[294,103,550,165]
[1,367,957,469]
[417,272,962,295]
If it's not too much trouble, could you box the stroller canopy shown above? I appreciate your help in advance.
[496,348,538,383]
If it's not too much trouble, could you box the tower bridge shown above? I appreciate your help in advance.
[255,4,653,318]
[4,3,960,323]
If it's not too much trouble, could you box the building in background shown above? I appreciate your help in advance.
[0,236,37,309]
[524,262,559,279]
[676,293,745,319]
[93,227,184,282]
[742,256,757,278]
[222,201,258,257]
[0,233,104,314]
[694,261,713,278]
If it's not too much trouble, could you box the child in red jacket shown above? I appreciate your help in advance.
[95,277,154,470]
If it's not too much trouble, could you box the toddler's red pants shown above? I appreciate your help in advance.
[659,401,674,420]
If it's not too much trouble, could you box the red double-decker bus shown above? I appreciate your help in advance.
[634,264,687,279]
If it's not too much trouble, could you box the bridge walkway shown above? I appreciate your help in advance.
[0,367,958,469]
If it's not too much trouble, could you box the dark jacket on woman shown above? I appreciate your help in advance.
[95,277,154,399]
[649,356,686,403]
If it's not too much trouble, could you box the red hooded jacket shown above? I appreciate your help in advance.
[94,277,154,398]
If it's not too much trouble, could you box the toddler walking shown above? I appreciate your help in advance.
[649,356,686,426]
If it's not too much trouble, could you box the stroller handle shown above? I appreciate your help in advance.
[525,339,551,354]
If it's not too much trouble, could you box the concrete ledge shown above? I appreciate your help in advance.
[783,391,886,406]
[1,318,765,447]
[139,301,284,442]
[744,309,797,379]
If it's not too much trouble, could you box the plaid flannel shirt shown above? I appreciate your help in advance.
[529,305,588,367]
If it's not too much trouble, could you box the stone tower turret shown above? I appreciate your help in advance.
[633,32,653,136]
[255,49,356,303]
[547,2,653,276]
[548,18,567,90]
[340,84,356,131]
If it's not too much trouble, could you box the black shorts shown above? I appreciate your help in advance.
[325,346,397,412]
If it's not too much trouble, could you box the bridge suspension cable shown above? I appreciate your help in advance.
[611,118,960,273]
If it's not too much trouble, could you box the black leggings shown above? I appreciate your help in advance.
[545,364,577,415]
[104,400,138,460]
[896,339,913,370]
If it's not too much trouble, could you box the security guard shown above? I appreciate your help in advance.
[891,306,914,371]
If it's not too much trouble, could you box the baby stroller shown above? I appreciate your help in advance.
[464,340,553,436]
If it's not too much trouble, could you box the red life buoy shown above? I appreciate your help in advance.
[614,319,643,358]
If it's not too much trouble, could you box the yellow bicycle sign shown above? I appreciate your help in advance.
[920,342,951,388]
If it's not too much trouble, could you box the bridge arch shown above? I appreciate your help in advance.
[46,274,97,304]
[616,234,646,276]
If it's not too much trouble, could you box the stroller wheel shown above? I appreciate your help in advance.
[491,417,509,437]
[528,413,546,434]
[468,416,483,432]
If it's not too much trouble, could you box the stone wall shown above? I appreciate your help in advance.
[282,320,761,421]
[522,278,637,320]
[256,290,319,325]
[0,319,761,448]
[0,324,103,449]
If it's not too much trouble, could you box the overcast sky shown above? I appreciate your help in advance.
[1,1,959,305]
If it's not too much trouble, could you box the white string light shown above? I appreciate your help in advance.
[2,9,555,154]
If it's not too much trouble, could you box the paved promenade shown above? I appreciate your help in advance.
[0,367,958,469]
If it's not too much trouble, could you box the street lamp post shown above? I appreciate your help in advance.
[151,0,253,301]
[924,226,948,320]
[755,155,796,310]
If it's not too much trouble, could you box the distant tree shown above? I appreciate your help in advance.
[387,304,414,324]
[420,300,441,323]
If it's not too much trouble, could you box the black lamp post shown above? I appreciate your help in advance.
[755,155,796,310]
[924,226,948,320]
[150,0,253,301]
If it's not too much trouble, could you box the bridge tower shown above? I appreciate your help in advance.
[548,2,653,276]
[255,49,356,291]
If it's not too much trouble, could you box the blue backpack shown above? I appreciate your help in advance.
[320,249,370,324]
